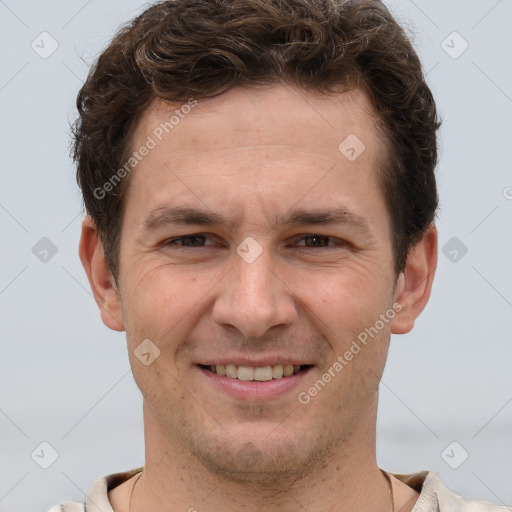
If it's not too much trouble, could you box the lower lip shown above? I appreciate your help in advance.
[196,366,312,400]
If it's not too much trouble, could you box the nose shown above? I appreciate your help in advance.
[211,249,298,338]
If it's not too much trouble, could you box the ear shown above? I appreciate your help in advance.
[391,223,438,335]
[79,216,125,331]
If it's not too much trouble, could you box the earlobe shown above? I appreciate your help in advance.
[79,216,125,332]
[390,224,438,335]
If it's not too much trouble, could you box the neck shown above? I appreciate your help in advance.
[131,400,392,512]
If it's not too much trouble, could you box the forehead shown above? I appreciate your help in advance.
[135,84,383,158]
[123,84,389,235]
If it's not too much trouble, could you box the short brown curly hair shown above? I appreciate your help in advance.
[73,0,441,281]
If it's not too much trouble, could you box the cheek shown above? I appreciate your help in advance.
[131,361,187,424]
[120,265,213,378]
[122,265,192,328]
[306,272,394,376]
[313,270,389,323]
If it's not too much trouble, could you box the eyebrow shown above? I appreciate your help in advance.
[142,205,374,237]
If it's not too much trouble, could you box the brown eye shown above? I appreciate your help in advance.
[295,235,341,248]
[165,235,213,247]
[303,235,331,247]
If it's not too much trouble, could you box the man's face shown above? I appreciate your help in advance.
[115,84,402,478]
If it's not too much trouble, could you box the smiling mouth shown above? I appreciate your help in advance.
[199,364,312,381]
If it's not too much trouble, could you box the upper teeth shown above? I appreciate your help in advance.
[209,364,302,381]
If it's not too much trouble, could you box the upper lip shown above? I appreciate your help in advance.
[197,356,313,367]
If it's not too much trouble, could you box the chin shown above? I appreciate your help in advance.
[184,424,333,485]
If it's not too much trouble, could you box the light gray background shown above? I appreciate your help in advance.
[1,0,511,510]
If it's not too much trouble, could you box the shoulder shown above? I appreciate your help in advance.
[405,471,512,512]
[46,466,143,512]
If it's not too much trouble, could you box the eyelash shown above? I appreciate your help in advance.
[163,234,346,250]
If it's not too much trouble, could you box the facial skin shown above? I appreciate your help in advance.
[80,84,437,512]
